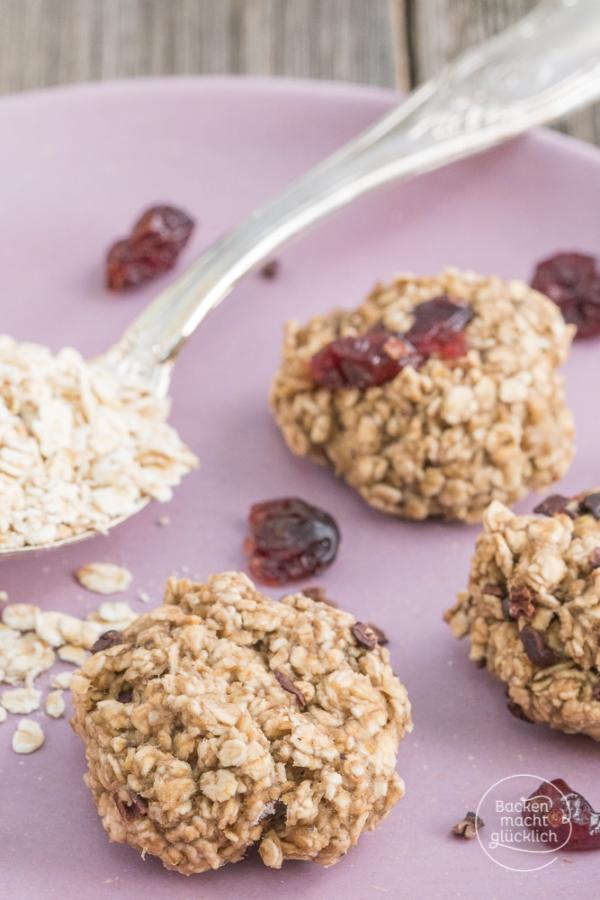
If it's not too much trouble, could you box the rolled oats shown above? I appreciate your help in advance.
[12,718,45,754]
[57,644,89,666]
[71,572,412,875]
[271,269,574,522]
[0,337,198,549]
[446,494,600,739]
[0,707,6,723]
[1,686,42,714]
[52,671,74,690]
[45,690,66,719]
[2,603,38,632]
[75,563,133,595]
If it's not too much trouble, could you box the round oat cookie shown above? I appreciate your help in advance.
[71,572,412,875]
[445,493,600,740]
[270,269,574,522]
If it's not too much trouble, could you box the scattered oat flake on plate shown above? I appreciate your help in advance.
[52,671,73,690]
[75,563,133,595]
[156,515,171,526]
[94,600,137,623]
[12,718,45,754]
[2,603,39,632]
[1,686,42,714]
[0,707,7,723]
[45,689,66,719]
[0,590,8,603]
[57,644,88,666]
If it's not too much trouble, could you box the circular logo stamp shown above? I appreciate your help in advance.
[475,773,572,872]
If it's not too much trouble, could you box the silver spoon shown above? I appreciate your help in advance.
[5,0,600,556]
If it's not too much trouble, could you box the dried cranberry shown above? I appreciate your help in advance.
[405,296,474,359]
[531,252,600,338]
[310,330,420,389]
[106,204,194,291]
[310,295,473,389]
[244,498,340,585]
[503,585,536,620]
[526,779,600,851]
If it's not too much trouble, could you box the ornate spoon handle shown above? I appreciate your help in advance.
[112,0,600,382]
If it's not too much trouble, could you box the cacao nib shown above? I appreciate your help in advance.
[483,584,505,598]
[244,498,340,585]
[274,670,306,709]
[581,493,600,519]
[520,625,558,668]
[534,494,574,517]
[351,622,378,650]
[506,694,532,722]
[366,622,389,645]
[114,791,148,822]
[91,630,123,654]
[259,259,280,280]
[504,585,536,621]
[302,585,337,607]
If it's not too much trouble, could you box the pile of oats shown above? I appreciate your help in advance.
[271,269,574,522]
[71,571,412,874]
[0,589,138,753]
[0,336,198,549]
[445,494,600,740]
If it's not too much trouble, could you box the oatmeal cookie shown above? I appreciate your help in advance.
[445,493,600,739]
[71,572,412,874]
[270,269,574,522]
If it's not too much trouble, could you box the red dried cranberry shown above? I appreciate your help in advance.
[244,498,340,585]
[531,252,600,338]
[526,779,600,851]
[405,296,473,359]
[310,330,420,389]
[106,204,194,291]
[310,295,473,389]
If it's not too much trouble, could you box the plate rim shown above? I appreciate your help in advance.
[1,73,599,172]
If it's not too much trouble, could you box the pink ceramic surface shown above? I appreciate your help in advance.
[0,77,599,900]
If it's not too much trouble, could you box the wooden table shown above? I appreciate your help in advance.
[1,0,598,144]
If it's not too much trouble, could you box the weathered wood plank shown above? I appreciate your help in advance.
[0,0,399,93]
[0,0,597,144]
[407,0,600,144]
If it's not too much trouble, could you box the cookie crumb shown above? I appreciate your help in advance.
[259,259,280,280]
[452,811,484,839]
[156,515,171,527]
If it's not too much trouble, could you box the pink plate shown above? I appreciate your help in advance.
[1,77,599,899]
